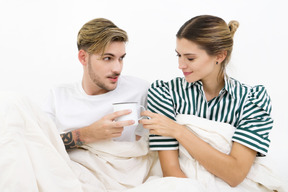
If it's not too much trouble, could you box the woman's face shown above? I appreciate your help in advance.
[176,38,220,83]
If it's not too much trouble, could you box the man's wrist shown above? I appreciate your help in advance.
[74,129,84,147]
[60,129,85,150]
[61,131,77,150]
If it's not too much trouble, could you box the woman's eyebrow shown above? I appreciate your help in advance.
[175,50,196,56]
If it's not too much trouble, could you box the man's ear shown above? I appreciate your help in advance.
[78,49,88,66]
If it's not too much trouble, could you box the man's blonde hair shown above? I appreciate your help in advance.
[77,18,128,55]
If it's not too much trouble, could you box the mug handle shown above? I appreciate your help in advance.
[138,105,150,120]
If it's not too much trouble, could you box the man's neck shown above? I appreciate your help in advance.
[81,78,109,96]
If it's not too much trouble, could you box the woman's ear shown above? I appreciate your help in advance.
[78,49,88,66]
[216,51,227,64]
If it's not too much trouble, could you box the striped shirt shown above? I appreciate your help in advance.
[148,76,273,156]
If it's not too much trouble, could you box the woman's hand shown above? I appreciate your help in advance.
[139,110,185,138]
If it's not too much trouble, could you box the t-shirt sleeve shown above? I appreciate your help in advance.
[232,85,273,156]
[147,80,179,151]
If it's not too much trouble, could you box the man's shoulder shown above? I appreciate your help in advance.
[50,82,80,95]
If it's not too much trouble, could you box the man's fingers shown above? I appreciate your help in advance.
[110,127,124,137]
[109,109,132,120]
[113,119,135,127]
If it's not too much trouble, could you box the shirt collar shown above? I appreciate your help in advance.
[182,78,199,89]
[223,75,235,98]
[182,75,235,98]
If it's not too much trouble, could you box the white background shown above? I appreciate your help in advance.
[0,0,287,181]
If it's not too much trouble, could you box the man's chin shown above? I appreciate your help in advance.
[107,82,118,91]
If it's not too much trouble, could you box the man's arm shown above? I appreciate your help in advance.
[60,109,135,150]
[60,130,83,150]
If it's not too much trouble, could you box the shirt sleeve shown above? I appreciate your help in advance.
[232,85,273,156]
[147,80,179,151]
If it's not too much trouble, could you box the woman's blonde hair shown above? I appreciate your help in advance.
[77,18,128,55]
[176,15,239,75]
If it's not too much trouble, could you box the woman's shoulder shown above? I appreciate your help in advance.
[228,77,269,95]
[229,77,272,112]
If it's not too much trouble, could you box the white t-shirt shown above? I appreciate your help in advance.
[42,75,150,142]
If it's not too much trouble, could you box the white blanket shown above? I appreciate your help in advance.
[0,92,83,192]
[0,92,158,192]
[68,134,158,192]
[127,114,287,192]
[0,93,286,192]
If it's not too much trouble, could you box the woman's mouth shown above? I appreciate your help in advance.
[183,72,192,76]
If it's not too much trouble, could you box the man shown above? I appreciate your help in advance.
[43,18,148,148]
[41,18,155,191]
[0,18,156,192]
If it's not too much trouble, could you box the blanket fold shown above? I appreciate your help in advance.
[69,135,158,192]
[1,93,286,192]
[127,114,286,192]
[0,92,83,192]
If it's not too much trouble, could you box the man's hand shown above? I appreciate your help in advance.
[61,109,134,150]
[84,109,135,141]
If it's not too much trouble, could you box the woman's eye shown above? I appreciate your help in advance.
[176,54,181,57]
[188,58,194,61]
[103,57,111,61]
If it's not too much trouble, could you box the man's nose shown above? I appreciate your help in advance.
[112,60,122,73]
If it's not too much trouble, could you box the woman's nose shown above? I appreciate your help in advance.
[178,59,186,69]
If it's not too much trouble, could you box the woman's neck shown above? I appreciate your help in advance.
[202,75,225,102]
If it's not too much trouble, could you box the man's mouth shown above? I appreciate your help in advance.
[108,75,119,82]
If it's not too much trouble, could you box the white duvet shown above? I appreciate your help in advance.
[0,92,286,192]
[126,114,286,192]
[0,92,157,192]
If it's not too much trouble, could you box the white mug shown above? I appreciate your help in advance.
[112,102,145,126]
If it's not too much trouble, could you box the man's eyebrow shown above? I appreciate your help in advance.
[103,53,115,57]
[103,53,126,57]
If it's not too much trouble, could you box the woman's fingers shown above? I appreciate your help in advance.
[140,110,156,119]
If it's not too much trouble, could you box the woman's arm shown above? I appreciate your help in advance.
[140,111,256,187]
[177,126,256,187]
[158,150,187,178]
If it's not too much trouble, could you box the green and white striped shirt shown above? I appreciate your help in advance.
[148,76,273,156]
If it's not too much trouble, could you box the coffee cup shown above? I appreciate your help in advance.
[112,102,145,126]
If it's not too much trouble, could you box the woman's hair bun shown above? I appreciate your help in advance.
[228,20,239,38]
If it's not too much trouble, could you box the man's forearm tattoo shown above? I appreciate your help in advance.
[61,132,77,150]
[75,130,84,147]
[61,130,84,150]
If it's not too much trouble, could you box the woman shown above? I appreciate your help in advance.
[139,15,280,191]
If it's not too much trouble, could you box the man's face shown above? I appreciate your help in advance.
[85,41,126,95]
